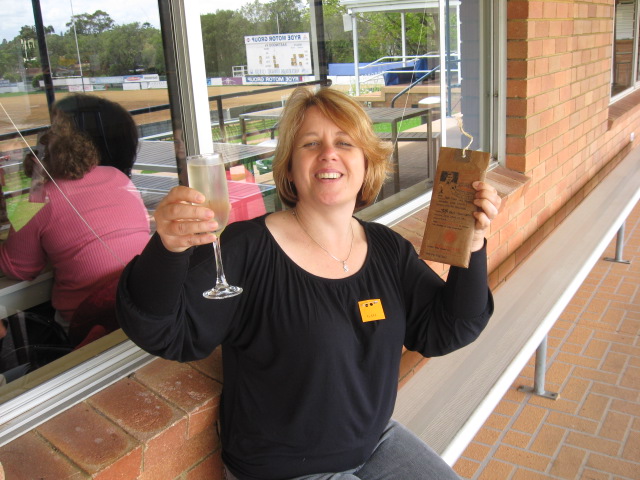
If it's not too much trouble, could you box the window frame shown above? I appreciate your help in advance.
[611,0,640,102]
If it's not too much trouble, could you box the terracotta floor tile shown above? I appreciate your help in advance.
[511,469,551,480]
[463,442,492,462]
[471,427,502,446]
[601,352,628,374]
[529,424,565,456]
[560,376,590,402]
[578,393,610,422]
[582,338,610,359]
[493,445,550,472]
[548,445,586,479]
[610,398,640,417]
[578,468,609,480]
[586,453,639,478]
[502,430,531,448]
[511,405,547,434]
[454,457,481,479]
[572,365,619,384]
[621,429,640,462]
[476,460,514,480]
[565,431,621,456]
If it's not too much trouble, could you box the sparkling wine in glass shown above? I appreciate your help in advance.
[187,153,242,299]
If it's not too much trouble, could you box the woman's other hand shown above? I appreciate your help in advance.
[470,181,501,252]
[153,186,218,253]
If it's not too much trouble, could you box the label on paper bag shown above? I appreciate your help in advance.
[420,147,490,268]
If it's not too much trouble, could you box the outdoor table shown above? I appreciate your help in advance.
[134,140,277,173]
[131,174,275,222]
[238,107,283,144]
[363,106,434,194]
[0,271,54,318]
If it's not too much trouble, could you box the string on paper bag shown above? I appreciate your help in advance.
[454,113,474,158]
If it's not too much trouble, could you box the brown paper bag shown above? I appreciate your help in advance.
[419,147,490,268]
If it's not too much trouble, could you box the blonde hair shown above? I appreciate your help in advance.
[272,87,393,209]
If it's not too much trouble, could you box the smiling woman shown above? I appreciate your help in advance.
[116,85,501,479]
[272,87,392,210]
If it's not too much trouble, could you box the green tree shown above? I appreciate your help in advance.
[65,10,114,35]
[201,10,252,77]
[241,0,306,35]
[102,23,163,75]
[0,39,22,79]
[315,0,353,64]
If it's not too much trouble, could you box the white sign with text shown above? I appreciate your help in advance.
[245,33,312,76]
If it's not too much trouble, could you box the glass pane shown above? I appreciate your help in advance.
[454,0,490,153]
[197,0,493,204]
[198,1,316,217]
[0,0,172,402]
[612,0,636,96]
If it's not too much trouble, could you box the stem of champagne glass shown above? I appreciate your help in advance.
[212,237,229,288]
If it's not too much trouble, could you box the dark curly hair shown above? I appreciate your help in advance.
[41,116,99,180]
[53,94,139,177]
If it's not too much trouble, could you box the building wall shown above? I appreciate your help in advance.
[0,1,639,477]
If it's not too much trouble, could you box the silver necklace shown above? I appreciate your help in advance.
[292,210,354,272]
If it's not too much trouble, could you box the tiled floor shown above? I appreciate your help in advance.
[453,202,640,479]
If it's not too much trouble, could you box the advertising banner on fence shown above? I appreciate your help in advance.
[123,74,160,83]
[244,33,312,77]
[245,75,305,84]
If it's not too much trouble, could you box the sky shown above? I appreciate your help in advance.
[1,0,261,42]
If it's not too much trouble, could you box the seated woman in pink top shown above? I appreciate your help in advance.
[0,103,150,335]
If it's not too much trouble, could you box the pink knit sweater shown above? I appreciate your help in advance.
[0,166,150,326]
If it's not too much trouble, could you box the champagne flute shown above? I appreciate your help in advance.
[187,153,243,299]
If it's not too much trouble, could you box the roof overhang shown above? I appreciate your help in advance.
[340,0,441,14]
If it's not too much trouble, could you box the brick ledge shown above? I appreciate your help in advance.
[608,89,640,129]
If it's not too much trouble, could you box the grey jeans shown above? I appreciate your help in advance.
[223,419,460,480]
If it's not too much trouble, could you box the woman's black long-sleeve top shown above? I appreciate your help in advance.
[117,215,493,480]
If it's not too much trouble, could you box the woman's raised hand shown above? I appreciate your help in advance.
[470,181,501,252]
[153,186,218,253]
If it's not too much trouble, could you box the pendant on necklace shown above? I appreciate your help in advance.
[342,262,349,272]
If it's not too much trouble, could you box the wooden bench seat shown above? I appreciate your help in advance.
[393,146,640,465]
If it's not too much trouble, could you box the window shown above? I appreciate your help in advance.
[0,0,503,444]
[0,0,171,442]
[612,0,639,98]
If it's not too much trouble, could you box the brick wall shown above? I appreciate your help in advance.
[0,2,639,477]
[503,0,640,291]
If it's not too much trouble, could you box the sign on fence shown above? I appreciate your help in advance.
[244,33,312,77]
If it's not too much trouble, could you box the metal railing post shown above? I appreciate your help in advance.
[518,336,559,400]
[216,98,226,143]
[604,223,631,264]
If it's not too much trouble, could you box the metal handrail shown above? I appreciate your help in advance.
[0,79,332,143]
[358,54,438,73]
[390,65,441,108]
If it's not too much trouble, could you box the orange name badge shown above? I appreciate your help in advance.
[358,299,386,323]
